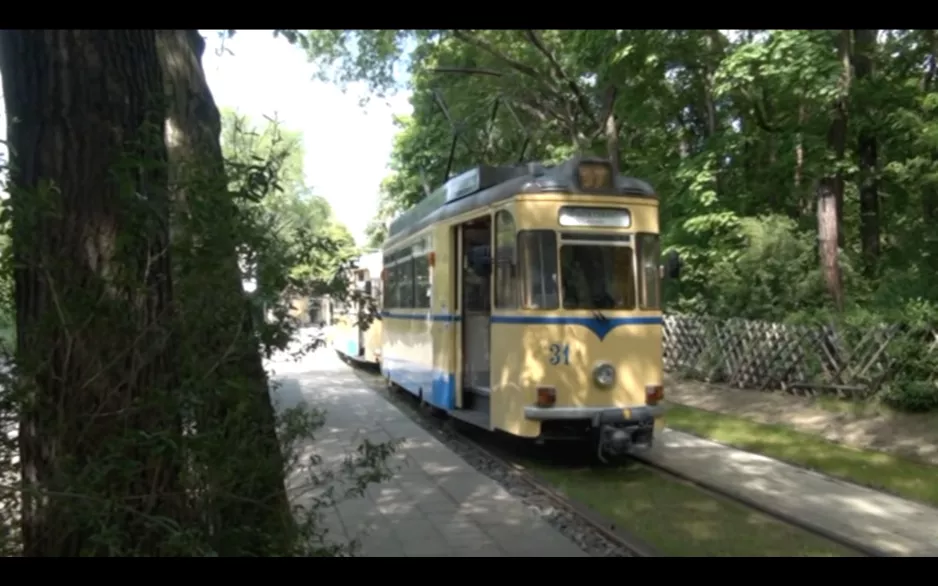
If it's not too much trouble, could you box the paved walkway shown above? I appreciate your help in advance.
[642,429,938,557]
[268,350,587,557]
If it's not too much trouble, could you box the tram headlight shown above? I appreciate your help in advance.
[593,362,616,389]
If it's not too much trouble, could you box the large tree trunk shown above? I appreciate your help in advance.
[155,30,293,556]
[853,29,880,278]
[0,30,184,556]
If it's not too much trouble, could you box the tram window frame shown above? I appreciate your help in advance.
[636,233,661,310]
[413,254,430,309]
[386,262,401,309]
[385,262,397,309]
[559,243,636,310]
[494,210,519,309]
[380,259,387,309]
[518,230,559,310]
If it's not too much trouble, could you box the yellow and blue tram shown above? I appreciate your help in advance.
[378,155,678,460]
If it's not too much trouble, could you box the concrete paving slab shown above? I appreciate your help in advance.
[270,350,587,557]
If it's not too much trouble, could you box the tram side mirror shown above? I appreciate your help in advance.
[661,250,682,280]
[364,280,373,296]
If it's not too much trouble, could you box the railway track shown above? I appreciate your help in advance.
[338,352,875,558]
[452,418,661,557]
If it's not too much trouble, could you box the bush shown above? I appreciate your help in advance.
[882,381,938,413]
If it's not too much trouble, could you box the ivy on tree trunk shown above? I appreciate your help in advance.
[155,29,294,556]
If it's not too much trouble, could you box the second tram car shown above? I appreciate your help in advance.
[379,155,678,461]
[332,251,384,365]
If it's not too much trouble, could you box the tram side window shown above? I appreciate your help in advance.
[518,230,559,310]
[637,233,661,310]
[495,211,519,309]
[399,258,415,309]
[413,255,430,309]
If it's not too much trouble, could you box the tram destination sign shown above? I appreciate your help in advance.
[558,206,631,228]
[446,168,481,202]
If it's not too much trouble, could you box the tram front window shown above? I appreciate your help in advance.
[560,244,636,310]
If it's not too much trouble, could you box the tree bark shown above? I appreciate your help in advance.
[155,29,293,556]
[605,111,620,175]
[853,29,880,278]
[0,30,184,556]
[817,179,845,312]
[816,30,851,312]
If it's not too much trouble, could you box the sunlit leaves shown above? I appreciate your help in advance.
[304,30,414,99]
[219,110,358,303]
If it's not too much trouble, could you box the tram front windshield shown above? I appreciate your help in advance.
[519,231,661,311]
[561,243,634,309]
[559,234,660,311]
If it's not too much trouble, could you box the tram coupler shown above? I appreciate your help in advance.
[595,420,655,464]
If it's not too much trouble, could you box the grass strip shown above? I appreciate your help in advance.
[665,404,938,508]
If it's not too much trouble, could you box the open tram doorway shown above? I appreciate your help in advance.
[458,215,492,420]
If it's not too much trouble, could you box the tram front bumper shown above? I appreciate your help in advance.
[523,404,664,455]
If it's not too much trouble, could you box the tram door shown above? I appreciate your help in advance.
[356,269,369,357]
[460,216,492,396]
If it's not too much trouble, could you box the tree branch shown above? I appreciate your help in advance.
[451,30,560,96]
[527,92,577,131]
[430,66,503,77]
[505,96,550,124]
[589,86,618,141]
[923,29,938,93]
[431,89,478,156]
[523,29,597,126]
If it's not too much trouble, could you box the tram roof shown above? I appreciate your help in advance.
[384,155,656,250]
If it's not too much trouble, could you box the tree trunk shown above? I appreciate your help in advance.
[817,179,845,311]
[921,31,938,259]
[154,30,294,556]
[816,30,851,312]
[0,30,185,556]
[853,29,880,278]
[605,108,621,175]
[833,30,851,248]
[794,103,805,189]
[794,103,808,219]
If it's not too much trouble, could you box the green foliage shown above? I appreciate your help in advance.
[667,215,832,321]
[306,29,938,411]
[219,109,359,346]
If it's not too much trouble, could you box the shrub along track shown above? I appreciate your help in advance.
[338,352,868,557]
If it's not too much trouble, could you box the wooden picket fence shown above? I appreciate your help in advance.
[662,314,938,398]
